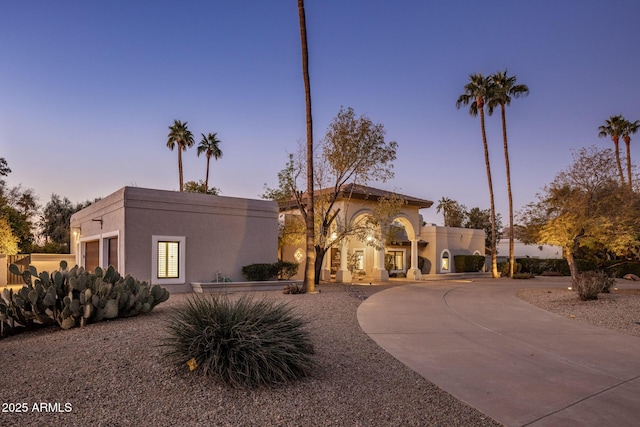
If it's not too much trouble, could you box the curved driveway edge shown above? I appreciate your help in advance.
[357,279,640,427]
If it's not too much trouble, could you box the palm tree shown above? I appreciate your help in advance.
[166,120,195,192]
[489,70,529,278]
[436,197,455,226]
[456,73,499,278]
[622,118,640,189]
[598,115,626,186]
[197,133,223,192]
[298,0,316,292]
[436,197,465,227]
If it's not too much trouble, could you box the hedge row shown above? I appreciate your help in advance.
[498,258,640,277]
[241,261,299,281]
[453,255,486,272]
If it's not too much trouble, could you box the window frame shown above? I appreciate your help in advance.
[385,248,406,273]
[152,235,186,285]
[441,249,451,272]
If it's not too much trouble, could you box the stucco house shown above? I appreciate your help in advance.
[70,187,278,293]
[278,185,485,282]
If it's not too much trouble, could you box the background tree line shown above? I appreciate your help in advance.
[0,157,94,254]
[435,197,503,251]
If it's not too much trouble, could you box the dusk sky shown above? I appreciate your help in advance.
[1,1,639,226]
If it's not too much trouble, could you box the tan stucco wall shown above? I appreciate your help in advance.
[418,225,485,274]
[1,254,76,287]
[71,187,278,293]
[30,254,77,274]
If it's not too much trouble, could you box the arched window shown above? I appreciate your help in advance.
[441,250,450,272]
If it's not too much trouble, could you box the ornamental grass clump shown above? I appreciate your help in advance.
[572,271,616,301]
[162,294,314,388]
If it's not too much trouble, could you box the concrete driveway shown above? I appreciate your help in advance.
[357,278,640,427]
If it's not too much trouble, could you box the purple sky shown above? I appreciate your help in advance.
[1,0,639,226]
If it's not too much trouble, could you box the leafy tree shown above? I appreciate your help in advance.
[166,120,195,192]
[39,194,92,252]
[464,207,503,252]
[456,73,499,277]
[277,212,306,250]
[0,161,39,253]
[298,0,315,292]
[517,146,640,281]
[622,118,639,189]
[197,132,223,192]
[488,69,529,277]
[264,107,398,284]
[436,197,466,227]
[0,216,19,254]
[598,115,626,186]
[40,194,73,245]
[261,154,297,203]
[183,180,220,195]
[0,157,10,186]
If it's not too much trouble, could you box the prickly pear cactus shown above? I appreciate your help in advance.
[1,261,170,338]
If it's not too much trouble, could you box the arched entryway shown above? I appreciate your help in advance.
[324,209,423,282]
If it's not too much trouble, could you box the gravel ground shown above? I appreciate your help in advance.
[3,280,638,427]
[1,283,500,427]
[518,284,640,338]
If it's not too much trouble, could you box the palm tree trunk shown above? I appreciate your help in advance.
[500,105,515,278]
[479,104,498,278]
[298,0,316,293]
[205,155,211,192]
[178,148,184,192]
[614,138,625,186]
[625,139,633,190]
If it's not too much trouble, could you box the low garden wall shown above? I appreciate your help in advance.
[191,280,303,293]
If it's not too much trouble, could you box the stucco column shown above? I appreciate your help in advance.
[407,238,422,280]
[335,239,352,283]
[372,244,389,282]
[320,249,332,281]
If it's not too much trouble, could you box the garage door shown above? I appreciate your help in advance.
[85,240,99,272]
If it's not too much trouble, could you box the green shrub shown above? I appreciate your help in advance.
[282,283,304,294]
[497,261,508,276]
[514,258,571,276]
[601,261,640,278]
[241,263,278,281]
[1,262,169,338]
[162,294,314,388]
[513,272,534,279]
[453,255,486,272]
[242,261,299,281]
[275,260,299,279]
[572,271,615,301]
[499,261,522,277]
